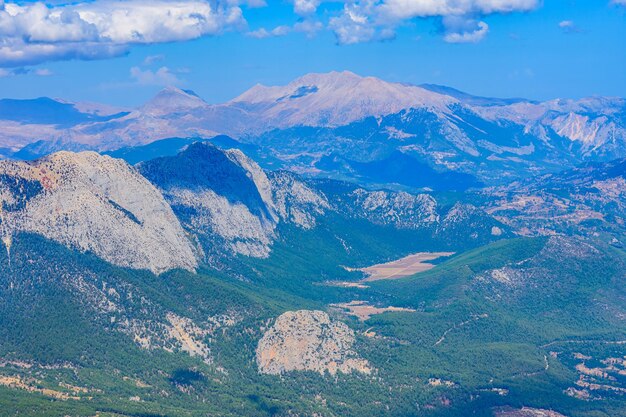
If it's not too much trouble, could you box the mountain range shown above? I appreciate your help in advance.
[0,73,625,417]
[1,71,624,189]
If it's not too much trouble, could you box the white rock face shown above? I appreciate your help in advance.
[256,310,371,376]
[269,171,330,229]
[0,152,197,274]
[350,188,439,229]
[495,407,568,417]
[476,96,626,153]
[140,143,331,260]
[166,187,276,258]
[224,148,279,222]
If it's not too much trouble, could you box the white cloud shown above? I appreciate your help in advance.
[247,25,291,38]
[329,0,396,44]
[442,17,489,43]
[611,0,626,5]
[293,19,324,37]
[329,0,540,44]
[130,66,182,86]
[248,21,322,39]
[291,0,321,16]
[0,0,247,67]
[34,68,53,76]
[379,0,538,20]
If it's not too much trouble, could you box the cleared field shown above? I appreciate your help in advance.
[331,301,416,321]
[360,252,455,282]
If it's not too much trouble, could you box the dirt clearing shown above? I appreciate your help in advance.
[360,252,455,282]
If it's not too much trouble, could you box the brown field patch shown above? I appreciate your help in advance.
[360,252,455,282]
[331,300,416,321]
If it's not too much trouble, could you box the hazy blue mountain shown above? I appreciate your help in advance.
[317,150,481,191]
[0,97,128,127]
[420,84,534,106]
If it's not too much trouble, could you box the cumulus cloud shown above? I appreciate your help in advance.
[378,0,538,20]
[143,54,165,66]
[329,0,395,45]
[291,0,321,15]
[130,66,182,86]
[442,16,489,43]
[329,0,540,44]
[293,19,324,37]
[0,0,246,67]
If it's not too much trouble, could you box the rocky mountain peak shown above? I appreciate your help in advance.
[0,151,197,274]
[141,86,208,116]
[228,71,456,128]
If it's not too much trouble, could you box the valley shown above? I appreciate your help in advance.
[0,73,624,417]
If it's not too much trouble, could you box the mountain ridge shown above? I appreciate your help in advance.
[0,71,624,191]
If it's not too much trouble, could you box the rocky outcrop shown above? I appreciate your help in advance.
[139,143,279,260]
[139,144,330,261]
[0,152,197,274]
[268,171,330,229]
[256,310,371,376]
[349,188,439,229]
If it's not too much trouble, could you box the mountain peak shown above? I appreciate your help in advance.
[141,86,208,115]
[229,71,456,127]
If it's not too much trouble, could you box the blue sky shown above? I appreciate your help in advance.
[0,0,624,106]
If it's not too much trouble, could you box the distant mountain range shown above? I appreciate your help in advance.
[1,71,624,191]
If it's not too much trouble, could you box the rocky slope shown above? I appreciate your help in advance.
[0,152,197,274]
[495,408,568,417]
[139,143,507,264]
[138,143,330,261]
[0,144,507,274]
[256,310,371,376]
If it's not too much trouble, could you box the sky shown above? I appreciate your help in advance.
[0,0,624,106]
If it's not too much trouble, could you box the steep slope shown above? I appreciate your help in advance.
[138,143,508,267]
[0,152,197,274]
[138,143,330,261]
[251,104,581,185]
[476,96,626,158]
